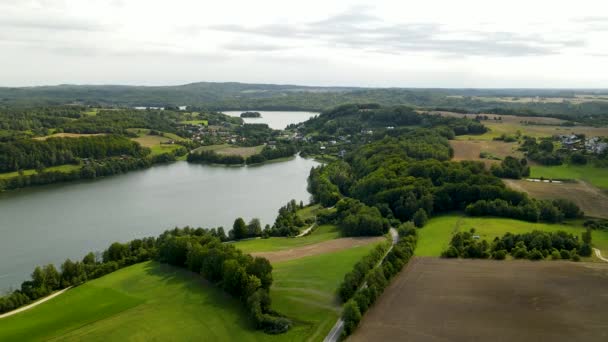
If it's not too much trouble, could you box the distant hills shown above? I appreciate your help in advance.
[0,82,607,122]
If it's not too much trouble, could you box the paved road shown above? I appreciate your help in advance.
[593,248,608,262]
[324,228,398,342]
[0,286,71,319]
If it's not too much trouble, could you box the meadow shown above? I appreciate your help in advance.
[233,224,340,254]
[530,164,608,189]
[415,214,608,258]
[0,238,379,341]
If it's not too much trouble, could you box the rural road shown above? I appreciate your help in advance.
[323,228,398,342]
[0,286,71,319]
[593,248,608,262]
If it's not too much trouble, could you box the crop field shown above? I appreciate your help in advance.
[504,179,608,219]
[530,164,608,189]
[233,224,341,253]
[180,119,208,125]
[350,257,608,342]
[0,164,81,180]
[193,144,265,158]
[0,242,380,342]
[33,133,106,140]
[450,140,521,166]
[446,94,608,104]
[415,214,608,257]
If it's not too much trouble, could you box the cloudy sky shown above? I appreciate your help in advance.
[1,0,607,88]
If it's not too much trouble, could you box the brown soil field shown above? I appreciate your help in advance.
[450,140,522,166]
[427,110,565,125]
[504,179,608,219]
[33,133,105,140]
[350,257,608,342]
[251,236,384,263]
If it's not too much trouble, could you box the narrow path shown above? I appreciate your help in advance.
[296,223,316,237]
[0,287,71,319]
[324,228,398,342]
[593,248,608,262]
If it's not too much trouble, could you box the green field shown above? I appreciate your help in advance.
[0,242,379,341]
[233,224,340,253]
[297,204,322,221]
[530,164,608,189]
[416,214,608,257]
[0,164,81,180]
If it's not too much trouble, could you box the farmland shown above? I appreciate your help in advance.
[0,240,381,341]
[450,140,521,166]
[350,257,608,342]
[504,179,608,219]
[530,164,608,189]
[33,133,106,140]
[415,214,608,257]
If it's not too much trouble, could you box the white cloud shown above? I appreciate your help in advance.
[0,0,607,87]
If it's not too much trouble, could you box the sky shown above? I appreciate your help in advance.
[1,0,607,88]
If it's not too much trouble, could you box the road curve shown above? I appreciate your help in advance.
[593,248,608,262]
[323,228,398,342]
[0,286,71,319]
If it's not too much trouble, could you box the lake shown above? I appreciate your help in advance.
[0,156,318,291]
[222,111,318,130]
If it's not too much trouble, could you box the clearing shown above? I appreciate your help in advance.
[131,133,184,156]
[504,179,608,219]
[350,257,608,342]
[0,164,81,180]
[415,214,608,258]
[530,164,608,190]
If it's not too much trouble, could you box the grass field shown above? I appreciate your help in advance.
[415,214,608,257]
[0,164,81,180]
[351,257,608,342]
[0,242,380,341]
[131,134,183,156]
[504,179,608,219]
[297,204,322,221]
[193,144,265,158]
[530,164,608,189]
[450,140,521,166]
[233,224,340,254]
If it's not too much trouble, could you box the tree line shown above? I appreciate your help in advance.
[0,135,147,172]
[442,228,592,261]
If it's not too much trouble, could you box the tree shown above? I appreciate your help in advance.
[342,299,362,336]
[232,218,248,240]
[43,264,61,290]
[247,218,262,238]
[412,209,428,228]
[216,227,227,242]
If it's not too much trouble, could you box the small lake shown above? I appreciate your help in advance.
[222,111,318,130]
[0,156,318,291]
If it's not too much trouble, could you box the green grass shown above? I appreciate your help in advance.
[233,225,340,253]
[0,164,81,180]
[0,243,380,341]
[269,243,382,341]
[297,204,322,221]
[530,164,608,189]
[148,143,182,156]
[416,214,608,257]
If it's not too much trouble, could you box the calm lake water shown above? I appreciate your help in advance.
[223,111,318,130]
[0,156,318,291]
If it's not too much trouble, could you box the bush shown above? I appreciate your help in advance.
[551,250,561,260]
[342,299,362,337]
[527,248,544,260]
[560,249,571,260]
[492,249,507,260]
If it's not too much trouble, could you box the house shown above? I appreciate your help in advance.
[320,146,326,150]
[339,149,347,158]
